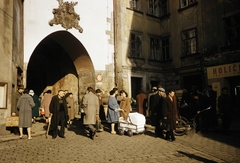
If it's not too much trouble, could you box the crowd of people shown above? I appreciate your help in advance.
[10,84,233,141]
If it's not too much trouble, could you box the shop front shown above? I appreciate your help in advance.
[207,62,240,113]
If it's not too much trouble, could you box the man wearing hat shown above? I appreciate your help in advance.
[11,85,24,117]
[151,87,166,138]
[11,85,24,135]
[147,86,158,124]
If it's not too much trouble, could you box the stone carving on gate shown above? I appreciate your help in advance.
[49,0,83,33]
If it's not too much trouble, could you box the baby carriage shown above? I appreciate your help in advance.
[118,112,146,136]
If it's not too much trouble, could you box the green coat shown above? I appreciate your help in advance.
[31,94,40,117]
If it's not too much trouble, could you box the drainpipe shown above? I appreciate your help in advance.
[113,0,118,87]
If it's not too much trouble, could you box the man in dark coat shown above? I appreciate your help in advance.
[148,87,158,125]
[218,87,232,135]
[163,89,177,142]
[151,87,166,138]
[49,90,68,139]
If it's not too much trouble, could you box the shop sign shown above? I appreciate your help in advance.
[207,62,240,79]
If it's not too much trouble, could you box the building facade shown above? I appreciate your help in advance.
[115,0,240,112]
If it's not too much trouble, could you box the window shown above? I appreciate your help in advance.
[160,0,169,17]
[150,37,160,60]
[161,37,170,60]
[148,0,160,17]
[182,29,197,56]
[149,36,170,61]
[180,0,196,8]
[223,14,240,46]
[129,0,141,11]
[129,32,142,58]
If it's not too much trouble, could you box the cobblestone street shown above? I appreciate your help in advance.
[0,117,240,163]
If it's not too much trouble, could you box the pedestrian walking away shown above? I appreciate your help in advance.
[29,90,40,124]
[10,85,24,135]
[81,87,100,140]
[17,89,35,140]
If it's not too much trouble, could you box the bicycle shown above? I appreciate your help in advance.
[173,106,211,136]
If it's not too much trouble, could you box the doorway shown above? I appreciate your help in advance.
[131,77,142,99]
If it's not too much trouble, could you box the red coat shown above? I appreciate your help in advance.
[136,93,147,114]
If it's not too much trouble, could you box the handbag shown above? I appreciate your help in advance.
[6,116,19,127]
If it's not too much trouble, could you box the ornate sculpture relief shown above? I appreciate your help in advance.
[49,0,83,33]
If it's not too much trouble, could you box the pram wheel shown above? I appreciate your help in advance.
[127,129,133,137]
[119,129,124,136]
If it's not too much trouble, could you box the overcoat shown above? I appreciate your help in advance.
[107,96,120,123]
[119,97,131,120]
[136,93,147,114]
[163,96,177,130]
[82,92,99,125]
[66,96,75,120]
[49,95,68,130]
[17,94,35,128]
[97,96,106,120]
[41,93,53,117]
[11,92,22,116]
[31,94,40,117]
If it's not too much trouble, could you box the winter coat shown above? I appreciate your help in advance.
[82,92,99,125]
[107,96,120,123]
[49,95,68,130]
[11,91,22,116]
[41,93,53,117]
[17,94,35,128]
[97,95,106,120]
[31,94,40,117]
[218,93,232,115]
[66,96,75,120]
[119,97,131,120]
[163,96,177,130]
[152,93,164,117]
[136,93,147,114]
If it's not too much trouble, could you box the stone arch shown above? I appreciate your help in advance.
[27,30,95,104]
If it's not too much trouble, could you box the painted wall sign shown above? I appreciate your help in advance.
[207,62,240,79]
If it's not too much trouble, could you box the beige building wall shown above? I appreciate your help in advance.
[0,0,24,134]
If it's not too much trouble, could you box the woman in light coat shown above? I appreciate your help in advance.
[17,89,35,139]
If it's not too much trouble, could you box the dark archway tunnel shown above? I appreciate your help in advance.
[27,30,93,96]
